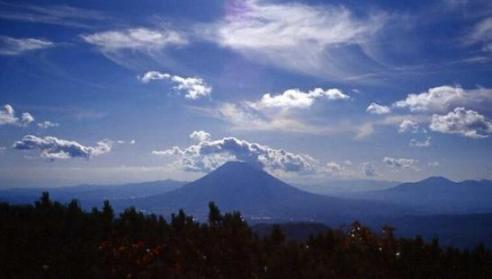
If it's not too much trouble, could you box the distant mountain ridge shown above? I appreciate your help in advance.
[347,176,492,214]
[127,161,409,223]
[0,179,186,209]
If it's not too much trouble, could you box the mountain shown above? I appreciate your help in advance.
[347,176,492,214]
[128,161,409,223]
[0,179,186,209]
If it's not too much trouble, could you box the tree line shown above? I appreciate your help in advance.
[0,192,491,278]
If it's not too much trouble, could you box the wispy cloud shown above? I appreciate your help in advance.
[81,27,188,69]
[82,28,187,51]
[0,36,54,56]
[410,136,431,148]
[0,1,107,29]
[37,121,59,129]
[467,17,492,54]
[198,0,386,78]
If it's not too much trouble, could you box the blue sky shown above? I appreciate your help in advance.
[1,0,492,187]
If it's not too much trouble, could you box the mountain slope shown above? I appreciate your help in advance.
[348,177,492,214]
[130,161,409,223]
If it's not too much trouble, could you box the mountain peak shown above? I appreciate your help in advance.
[420,176,454,184]
[212,161,264,174]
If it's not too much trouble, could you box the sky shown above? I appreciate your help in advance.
[0,0,492,188]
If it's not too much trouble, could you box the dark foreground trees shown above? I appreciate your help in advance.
[1,193,491,278]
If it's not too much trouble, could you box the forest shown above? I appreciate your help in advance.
[1,193,491,279]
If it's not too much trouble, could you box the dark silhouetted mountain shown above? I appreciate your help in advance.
[0,179,185,209]
[129,161,409,223]
[347,176,492,214]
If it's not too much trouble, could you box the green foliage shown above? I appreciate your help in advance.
[0,193,491,278]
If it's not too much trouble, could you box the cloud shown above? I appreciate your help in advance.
[394,85,492,113]
[354,122,375,140]
[398,120,420,133]
[361,162,377,177]
[190,130,211,142]
[37,121,59,129]
[250,88,349,110]
[116,139,136,145]
[0,2,107,28]
[429,107,492,138]
[139,71,211,99]
[468,17,492,54]
[366,102,391,114]
[410,136,431,148]
[81,28,187,51]
[153,131,315,173]
[199,0,385,78]
[383,157,418,170]
[0,104,34,126]
[428,161,440,167]
[325,162,343,174]
[0,36,54,56]
[13,135,111,160]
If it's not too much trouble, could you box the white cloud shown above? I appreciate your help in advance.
[366,102,391,114]
[116,139,136,145]
[0,104,34,126]
[429,107,492,138]
[361,162,377,177]
[37,121,59,129]
[199,0,384,77]
[139,71,211,100]
[325,162,343,174]
[0,36,54,56]
[81,28,187,51]
[410,136,431,148]
[394,85,492,113]
[153,131,315,173]
[428,161,440,167]
[190,130,211,142]
[13,135,111,160]
[383,157,418,170]
[355,122,375,140]
[251,88,349,110]
[468,17,492,54]
[398,119,420,133]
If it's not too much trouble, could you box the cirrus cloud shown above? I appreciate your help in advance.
[199,0,385,78]
[81,28,187,51]
[0,36,54,56]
